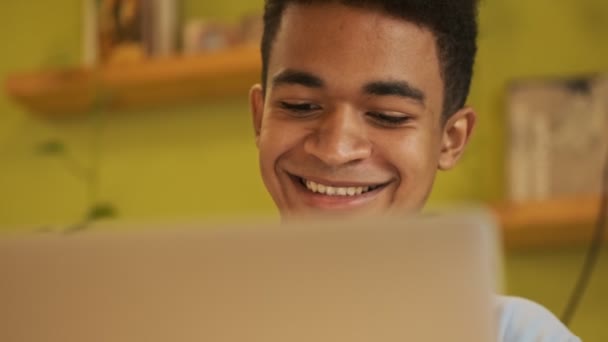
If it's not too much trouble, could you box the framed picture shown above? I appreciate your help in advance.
[506,74,608,201]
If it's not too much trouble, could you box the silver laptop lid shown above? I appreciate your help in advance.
[0,212,500,342]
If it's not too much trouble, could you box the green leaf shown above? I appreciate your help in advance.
[36,140,66,155]
[86,203,118,221]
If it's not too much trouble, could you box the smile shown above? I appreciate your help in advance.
[298,177,384,197]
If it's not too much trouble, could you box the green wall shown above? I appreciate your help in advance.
[0,1,275,228]
[0,1,607,340]
[506,246,608,342]
[436,0,608,202]
[1,1,608,226]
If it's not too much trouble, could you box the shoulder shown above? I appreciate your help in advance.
[496,296,581,342]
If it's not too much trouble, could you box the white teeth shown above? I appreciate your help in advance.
[303,179,376,196]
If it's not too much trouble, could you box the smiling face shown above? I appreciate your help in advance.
[250,2,475,219]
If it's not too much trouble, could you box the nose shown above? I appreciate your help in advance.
[303,106,372,167]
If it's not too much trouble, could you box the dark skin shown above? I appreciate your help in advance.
[250,3,476,219]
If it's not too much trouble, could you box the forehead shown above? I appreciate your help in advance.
[267,2,443,105]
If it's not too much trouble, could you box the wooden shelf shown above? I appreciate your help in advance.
[4,45,261,117]
[490,195,605,249]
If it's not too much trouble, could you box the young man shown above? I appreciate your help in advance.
[249,1,580,341]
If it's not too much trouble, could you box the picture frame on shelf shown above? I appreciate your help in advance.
[506,74,608,202]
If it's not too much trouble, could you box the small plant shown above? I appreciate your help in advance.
[36,137,117,232]
[36,94,117,232]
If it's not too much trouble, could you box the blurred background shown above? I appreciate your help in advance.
[0,0,607,340]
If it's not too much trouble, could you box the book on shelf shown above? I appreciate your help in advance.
[82,0,180,66]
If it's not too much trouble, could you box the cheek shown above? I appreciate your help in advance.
[257,119,290,210]
[259,117,304,162]
[258,116,310,186]
[379,129,441,193]
[383,129,438,167]
[258,124,282,182]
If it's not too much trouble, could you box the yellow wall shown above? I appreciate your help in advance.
[436,0,608,202]
[506,247,608,342]
[1,1,608,227]
[0,1,276,228]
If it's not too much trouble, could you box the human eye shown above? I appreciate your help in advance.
[366,111,413,128]
[279,101,322,116]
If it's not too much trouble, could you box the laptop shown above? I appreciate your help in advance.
[0,212,500,342]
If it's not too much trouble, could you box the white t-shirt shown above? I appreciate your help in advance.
[497,296,581,342]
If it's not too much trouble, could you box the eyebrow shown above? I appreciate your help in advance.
[272,69,325,88]
[271,70,426,105]
[363,81,426,104]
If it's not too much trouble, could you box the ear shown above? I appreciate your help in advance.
[249,84,265,147]
[438,106,476,170]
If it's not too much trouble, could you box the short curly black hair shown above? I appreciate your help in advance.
[261,0,479,118]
